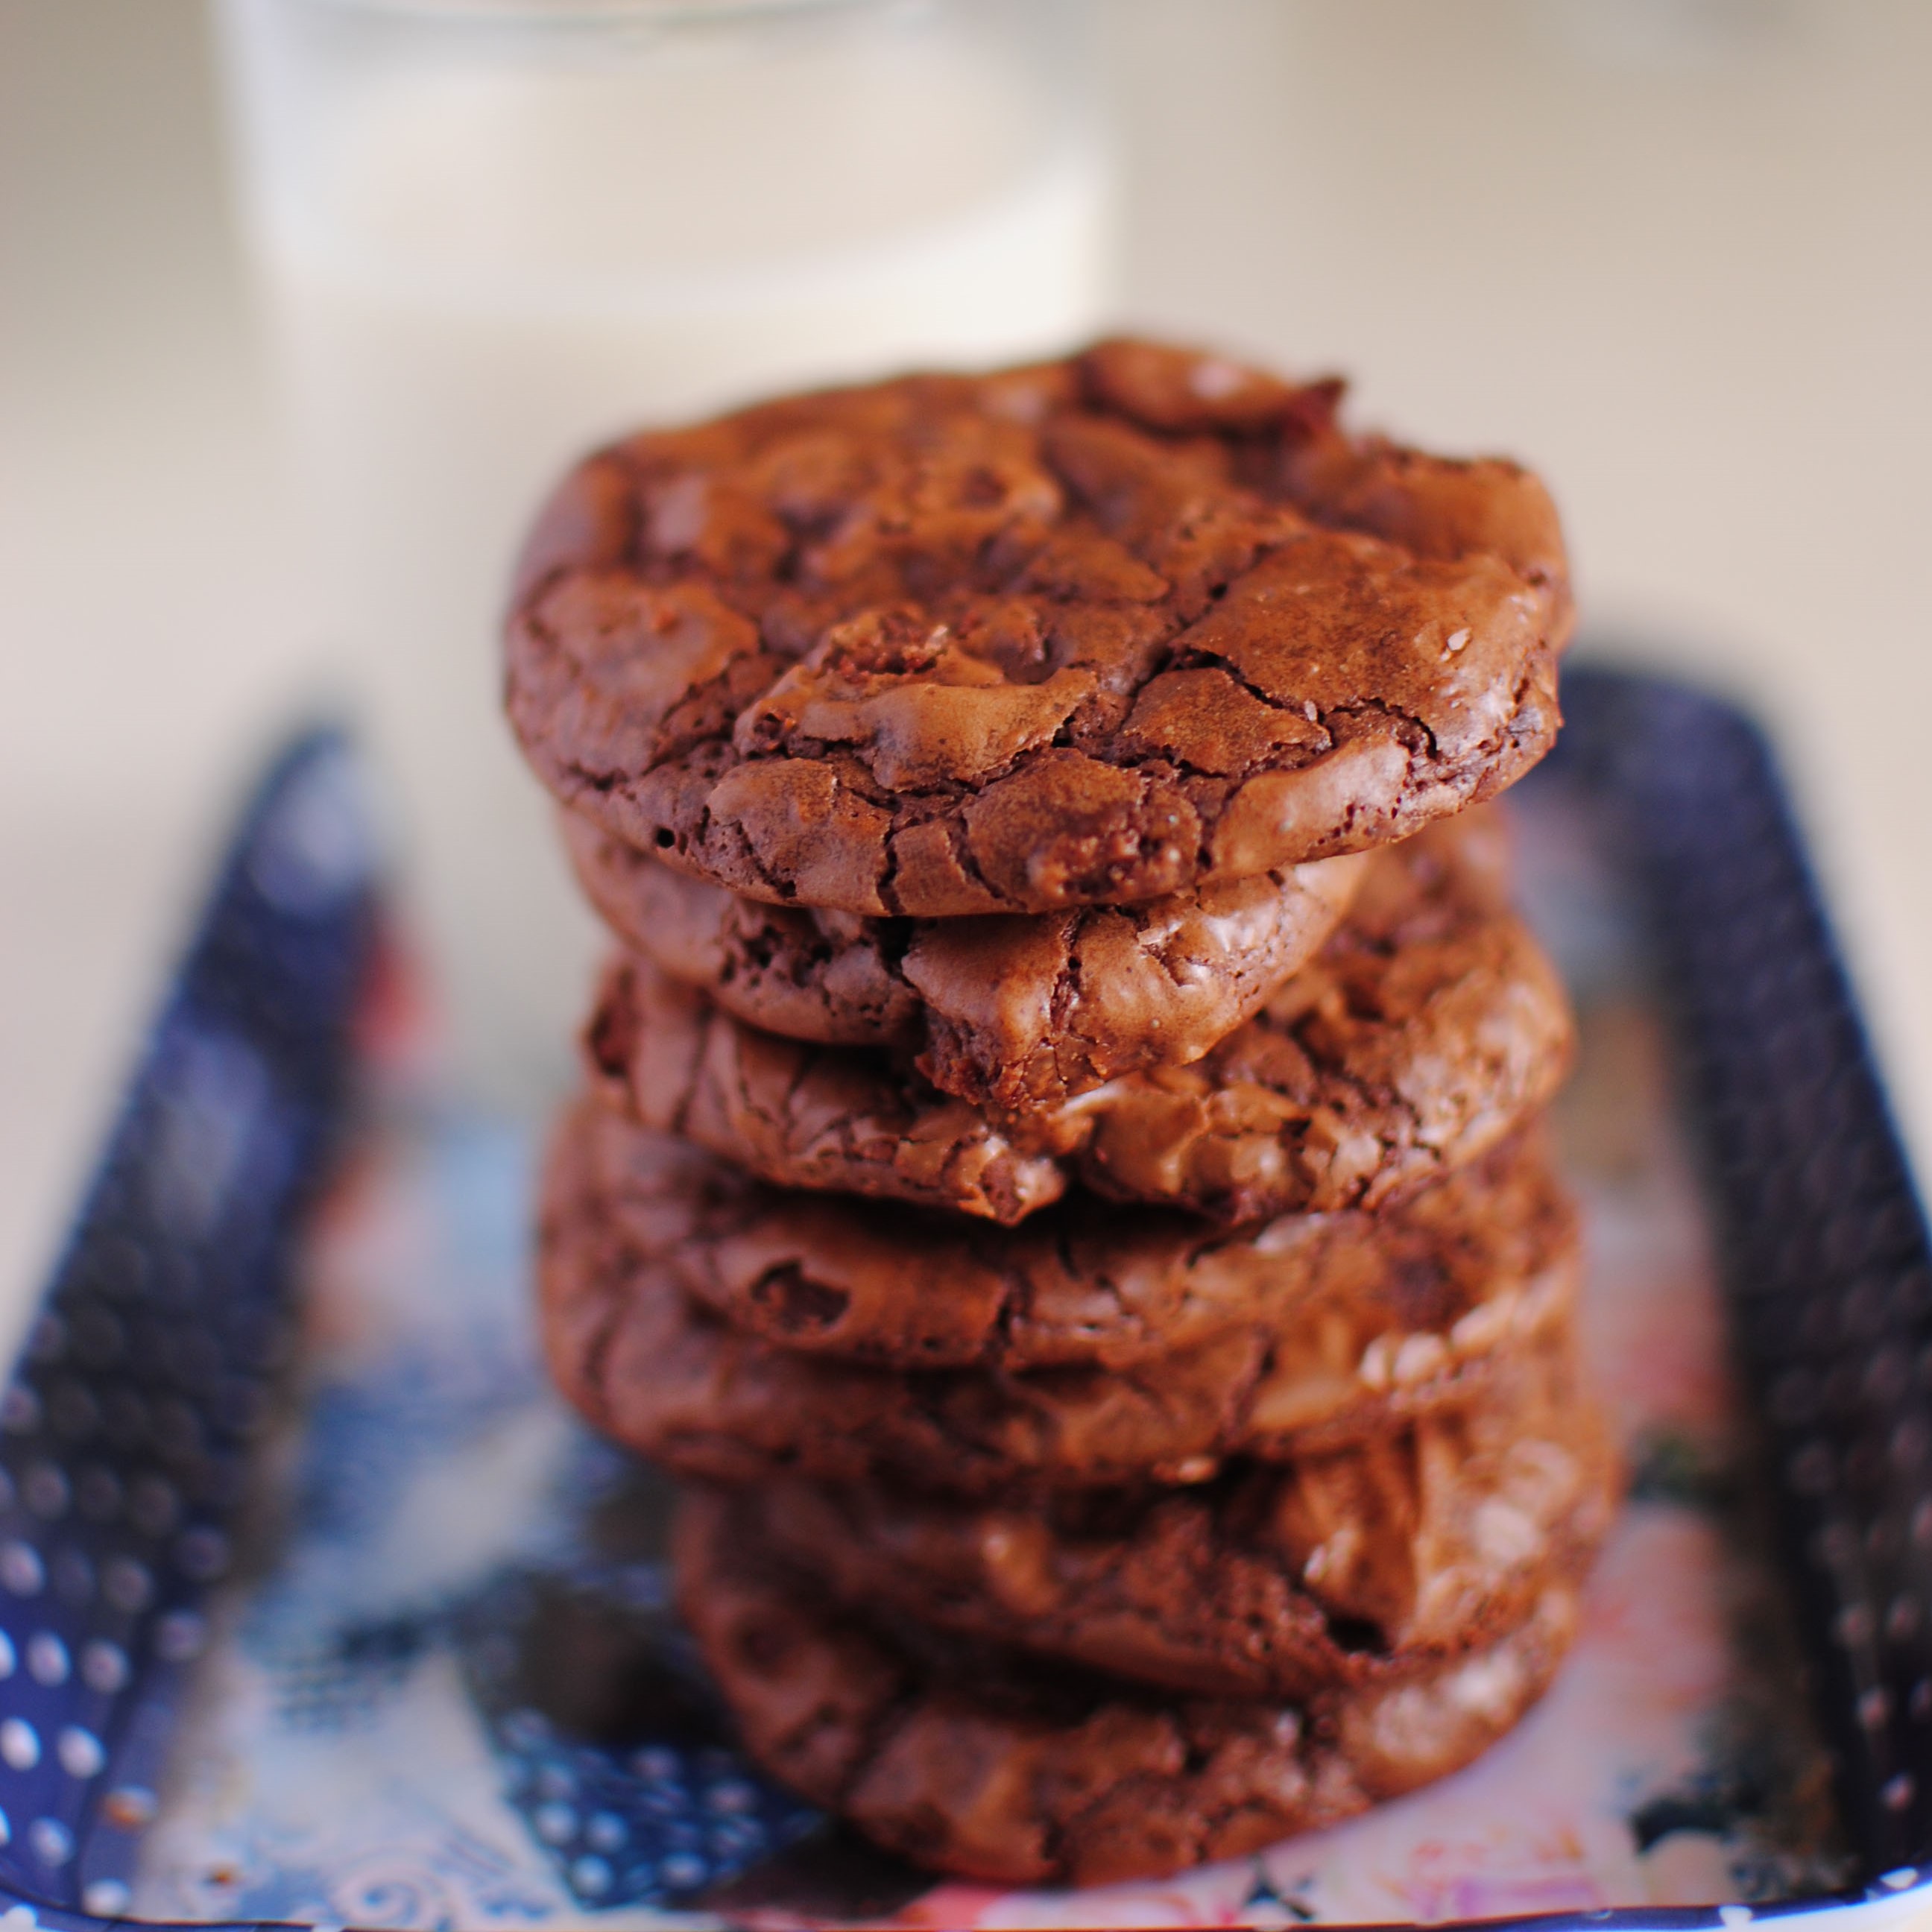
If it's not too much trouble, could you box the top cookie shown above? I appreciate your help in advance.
[506,338,1570,916]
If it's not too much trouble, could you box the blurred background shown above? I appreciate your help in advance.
[2,0,1929,1349]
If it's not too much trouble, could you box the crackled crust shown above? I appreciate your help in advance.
[506,338,1570,916]
[564,807,1367,1111]
[673,1486,1585,1886]
[544,1091,1568,1371]
[734,1363,1615,1699]
[586,954,1068,1224]
[586,812,1573,1225]
[537,1100,1581,1493]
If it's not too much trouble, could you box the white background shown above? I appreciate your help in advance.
[2,0,1929,1349]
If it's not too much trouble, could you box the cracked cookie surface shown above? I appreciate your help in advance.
[565,807,1366,1111]
[587,810,1573,1225]
[674,1485,1584,1886]
[538,1102,1580,1493]
[730,1356,1614,1699]
[507,338,1570,916]
[587,953,1070,1224]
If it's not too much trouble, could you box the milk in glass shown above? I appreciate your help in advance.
[216,0,1114,1101]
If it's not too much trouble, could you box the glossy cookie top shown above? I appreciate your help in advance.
[507,338,1571,915]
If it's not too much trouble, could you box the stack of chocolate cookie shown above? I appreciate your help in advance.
[505,339,1611,1887]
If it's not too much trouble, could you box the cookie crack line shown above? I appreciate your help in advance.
[559,757,628,799]
[1324,694,1441,763]
[1176,643,1342,739]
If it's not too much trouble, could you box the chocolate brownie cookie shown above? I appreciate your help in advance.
[587,812,1572,1225]
[675,1486,1584,1885]
[564,807,1367,1111]
[731,1363,1614,1698]
[506,338,1570,917]
[545,1091,1568,1371]
[540,1108,1580,1492]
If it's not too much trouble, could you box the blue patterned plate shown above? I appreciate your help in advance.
[1,671,1930,1931]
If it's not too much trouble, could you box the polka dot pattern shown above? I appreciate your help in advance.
[461,1570,820,1910]
[0,733,376,1929]
[1560,670,1932,1887]
[499,1731,815,1910]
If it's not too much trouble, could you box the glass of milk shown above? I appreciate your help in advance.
[212,0,1117,1105]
